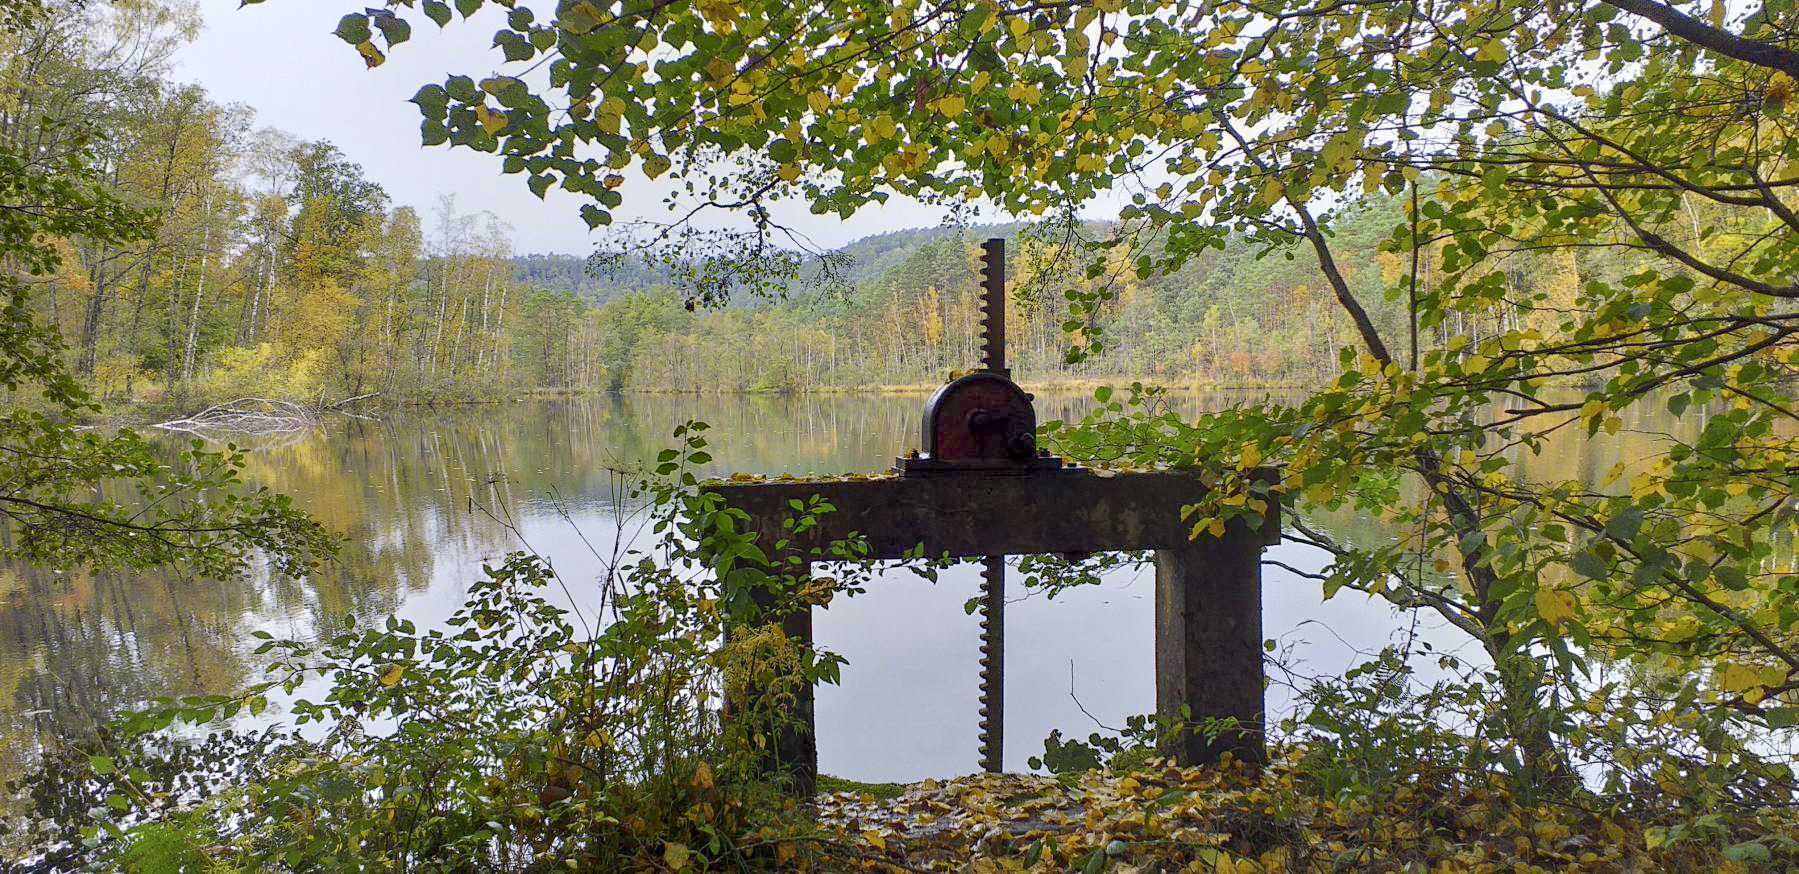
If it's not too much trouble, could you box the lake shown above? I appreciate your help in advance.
[0,390,1699,785]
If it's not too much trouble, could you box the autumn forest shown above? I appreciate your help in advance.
[14,2,1623,411]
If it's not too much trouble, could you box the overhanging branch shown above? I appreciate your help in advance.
[1602,0,1799,78]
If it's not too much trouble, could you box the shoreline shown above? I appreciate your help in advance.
[80,381,1314,425]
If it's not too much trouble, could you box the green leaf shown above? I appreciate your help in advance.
[1569,550,1608,580]
[1082,846,1106,873]
[445,75,478,102]
[333,13,371,45]
[1723,840,1771,863]
[88,755,116,775]
[411,84,449,113]
[422,0,452,27]
[496,30,533,62]
[372,12,411,45]
[1604,506,1643,542]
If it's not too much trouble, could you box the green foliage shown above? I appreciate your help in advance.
[16,424,877,871]
[1028,713,1170,778]
[0,7,331,578]
[115,824,210,874]
[2,728,278,868]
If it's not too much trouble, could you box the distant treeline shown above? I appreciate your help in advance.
[516,204,1615,394]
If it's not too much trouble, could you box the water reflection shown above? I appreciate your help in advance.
[0,391,1697,783]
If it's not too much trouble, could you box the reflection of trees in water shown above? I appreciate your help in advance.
[0,567,252,776]
[1296,390,1799,578]
[0,390,1734,781]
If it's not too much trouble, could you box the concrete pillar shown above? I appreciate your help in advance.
[1154,529,1266,768]
[775,603,817,798]
[738,567,817,798]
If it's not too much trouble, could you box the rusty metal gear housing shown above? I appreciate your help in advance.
[894,372,1065,475]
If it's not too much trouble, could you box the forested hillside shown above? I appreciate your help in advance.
[543,205,1601,393]
[10,2,1617,405]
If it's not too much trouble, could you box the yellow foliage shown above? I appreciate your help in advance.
[201,342,330,401]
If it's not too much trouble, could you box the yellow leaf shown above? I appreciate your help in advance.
[863,829,887,851]
[356,40,385,68]
[690,761,716,791]
[1535,588,1577,627]
[1256,176,1285,207]
[474,105,507,134]
[971,71,992,93]
[1717,662,1760,694]
[777,163,801,181]
[662,840,691,870]
[379,665,404,687]
[937,94,967,117]
[807,91,830,115]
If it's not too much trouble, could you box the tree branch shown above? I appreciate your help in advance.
[1601,0,1799,79]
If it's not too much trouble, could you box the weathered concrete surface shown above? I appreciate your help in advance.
[1157,537,1266,767]
[706,469,1278,560]
[704,468,1277,784]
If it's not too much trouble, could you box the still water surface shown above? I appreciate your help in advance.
[0,391,1698,782]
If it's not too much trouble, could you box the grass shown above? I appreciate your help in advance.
[817,774,908,800]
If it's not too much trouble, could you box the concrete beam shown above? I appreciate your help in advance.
[705,469,1277,559]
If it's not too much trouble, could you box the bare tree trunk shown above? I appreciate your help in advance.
[488,282,509,370]
[182,195,213,383]
[77,243,109,377]
[476,262,492,369]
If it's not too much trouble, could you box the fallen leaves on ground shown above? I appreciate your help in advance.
[815,755,1796,873]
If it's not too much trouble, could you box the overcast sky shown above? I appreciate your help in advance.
[172,1,949,255]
